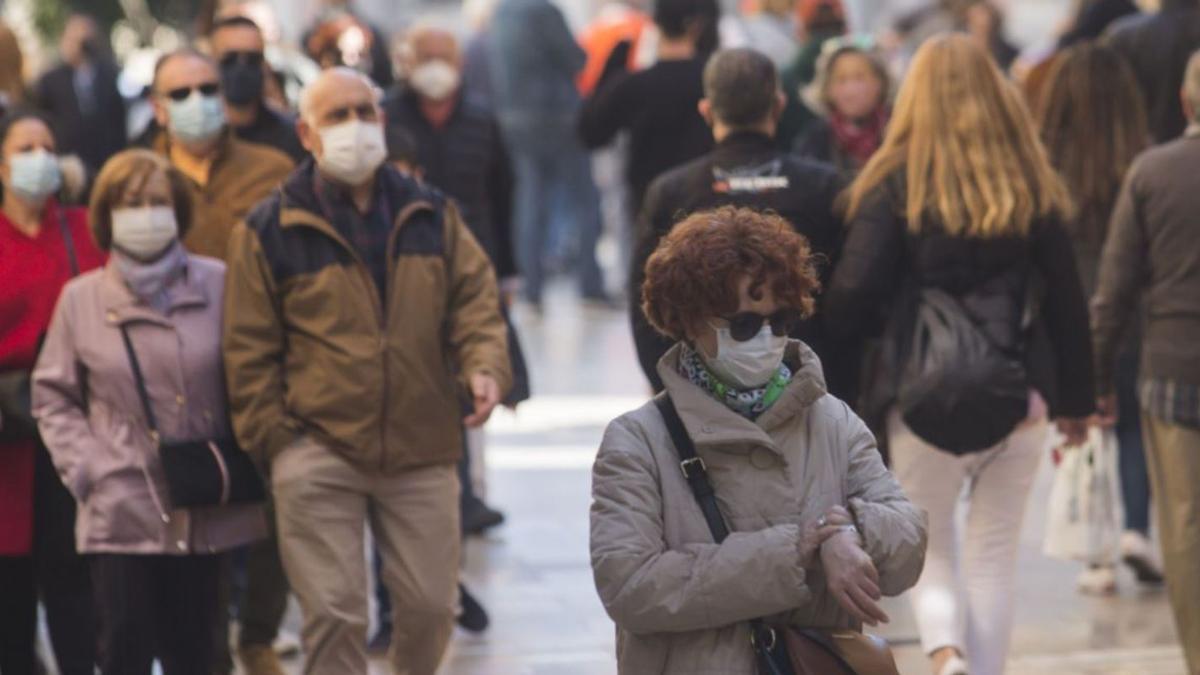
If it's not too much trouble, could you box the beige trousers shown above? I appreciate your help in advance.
[1141,414,1200,675]
[272,436,460,675]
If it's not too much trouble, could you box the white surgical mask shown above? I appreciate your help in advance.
[111,206,179,259]
[167,91,226,144]
[703,324,788,389]
[316,119,387,185]
[8,149,62,202]
[409,59,461,101]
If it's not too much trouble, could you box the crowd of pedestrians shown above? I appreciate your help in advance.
[0,0,1198,674]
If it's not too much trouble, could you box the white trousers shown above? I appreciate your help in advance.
[888,404,1048,675]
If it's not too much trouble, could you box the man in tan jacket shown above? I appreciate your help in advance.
[223,67,511,675]
[147,48,292,261]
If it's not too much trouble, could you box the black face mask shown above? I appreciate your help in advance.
[220,62,264,107]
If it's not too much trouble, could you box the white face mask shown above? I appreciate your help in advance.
[409,59,461,101]
[167,90,226,144]
[111,206,179,259]
[315,119,387,186]
[704,324,788,389]
[7,149,62,202]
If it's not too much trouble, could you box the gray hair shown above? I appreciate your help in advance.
[1186,49,1200,124]
[298,67,382,123]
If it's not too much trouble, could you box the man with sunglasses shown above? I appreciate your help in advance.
[210,15,306,162]
[146,49,292,262]
[631,48,851,400]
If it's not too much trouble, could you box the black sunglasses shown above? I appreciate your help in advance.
[722,309,802,342]
[163,82,220,102]
[219,51,265,68]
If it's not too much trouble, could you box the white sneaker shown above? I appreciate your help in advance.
[1120,531,1165,585]
[938,655,969,675]
[1077,565,1118,596]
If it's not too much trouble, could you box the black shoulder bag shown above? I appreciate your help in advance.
[0,210,82,442]
[119,326,265,508]
[653,395,899,675]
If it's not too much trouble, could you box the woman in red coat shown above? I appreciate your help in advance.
[0,110,105,675]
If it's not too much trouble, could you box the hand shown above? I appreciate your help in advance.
[1056,417,1089,448]
[821,531,890,627]
[463,373,501,428]
[1093,394,1118,428]
[798,506,855,568]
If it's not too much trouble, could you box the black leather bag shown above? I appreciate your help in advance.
[654,396,900,675]
[119,326,264,508]
[897,288,1030,454]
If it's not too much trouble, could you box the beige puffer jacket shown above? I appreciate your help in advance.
[590,342,927,674]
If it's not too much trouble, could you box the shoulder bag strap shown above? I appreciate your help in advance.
[56,207,80,277]
[118,325,159,440]
[654,394,790,675]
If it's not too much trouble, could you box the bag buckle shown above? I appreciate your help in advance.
[751,625,777,651]
[680,456,706,479]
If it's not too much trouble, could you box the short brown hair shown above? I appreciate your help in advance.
[641,206,820,341]
[89,149,193,251]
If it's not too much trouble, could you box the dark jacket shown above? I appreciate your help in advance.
[488,0,586,125]
[382,88,516,278]
[234,104,307,163]
[1092,130,1200,393]
[824,175,1096,424]
[33,60,127,174]
[222,161,511,471]
[1106,0,1200,143]
[578,57,713,214]
[632,132,848,394]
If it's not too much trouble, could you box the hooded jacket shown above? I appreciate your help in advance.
[222,161,511,471]
[590,341,927,674]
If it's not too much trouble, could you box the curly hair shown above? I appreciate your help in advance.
[641,206,820,341]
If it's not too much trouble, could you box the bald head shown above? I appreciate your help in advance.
[298,66,380,124]
[403,24,462,68]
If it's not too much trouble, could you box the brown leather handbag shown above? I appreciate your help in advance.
[655,395,901,675]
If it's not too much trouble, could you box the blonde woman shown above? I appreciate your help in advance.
[825,35,1094,675]
[0,22,27,114]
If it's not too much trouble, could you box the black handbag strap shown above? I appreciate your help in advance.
[118,325,160,438]
[654,394,789,674]
[57,207,80,277]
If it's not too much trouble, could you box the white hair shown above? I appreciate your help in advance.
[1186,49,1200,124]
[298,67,383,124]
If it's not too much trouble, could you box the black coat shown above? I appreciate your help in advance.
[234,104,306,163]
[631,132,852,396]
[824,175,1096,426]
[34,61,127,174]
[383,89,516,279]
[1106,0,1200,143]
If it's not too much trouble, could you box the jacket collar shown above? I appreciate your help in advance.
[278,158,435,233]
[711,131,779,166]
[150,127,235,175]
[657,340,828,451]
[98,255,207,327]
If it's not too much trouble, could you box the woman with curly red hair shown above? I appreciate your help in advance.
[589,205,927,674]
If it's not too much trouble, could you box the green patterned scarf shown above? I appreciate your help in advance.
[679,344,792,420]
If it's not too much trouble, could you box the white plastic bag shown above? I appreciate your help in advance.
[1043,427,1122,563]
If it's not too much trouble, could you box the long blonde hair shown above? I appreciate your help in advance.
[845,34,1072,238]
[0,23,25,106]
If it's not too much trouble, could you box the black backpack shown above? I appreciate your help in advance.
[896,287,1030,454]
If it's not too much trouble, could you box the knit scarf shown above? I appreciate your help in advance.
[829,107,888,168]
[679,344,792,420]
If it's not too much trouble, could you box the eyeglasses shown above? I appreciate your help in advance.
[162,82,220,102]
[218,51,264,68]
[721,309,802,342]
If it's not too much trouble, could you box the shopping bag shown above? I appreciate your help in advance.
[1043,427,1122,563]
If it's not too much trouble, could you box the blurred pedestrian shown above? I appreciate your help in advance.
[0,110,104,675]
[1037,43,1160,596]
[145,49,291,260]
[796,40,890,175]
[827,35,1094,675]
[33,148,267,675]
[304,0,394,87]
[0,22,27,116]
[591,205,927,674]
[631,48,847,398]
[211,15,306,161]
[776,0,849,149]
[1091,50,1200,675]
[33,14,127,177]
[1105,0,1200,143]
[963,0,1018,71]
[488,0,608,307]
[579,0,719,221]
[1057,0,1138,47]
[223,67,511,675]
[721,0,800,66]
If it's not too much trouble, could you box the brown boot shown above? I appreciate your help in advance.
[238,645,287,675]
